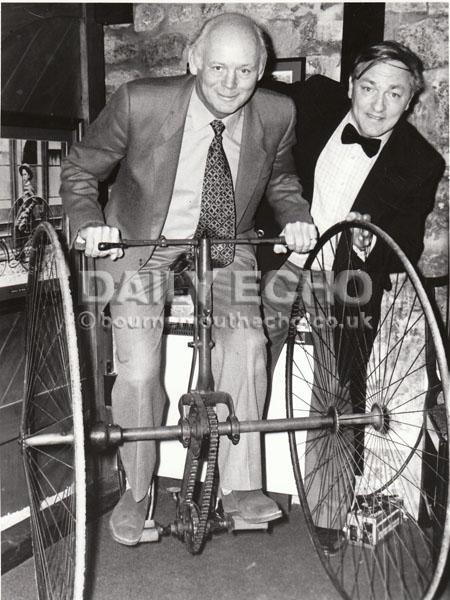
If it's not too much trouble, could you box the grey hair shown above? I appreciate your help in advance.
[190,12,268,69]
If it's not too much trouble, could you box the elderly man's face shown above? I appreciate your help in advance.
[348,60,414,138]
[189,25,265,118]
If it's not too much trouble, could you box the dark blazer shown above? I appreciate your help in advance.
[286,75,445,270]
[61,74,312,276]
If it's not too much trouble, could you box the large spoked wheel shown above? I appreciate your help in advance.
[286,220,449,600]
[20,222,86,600]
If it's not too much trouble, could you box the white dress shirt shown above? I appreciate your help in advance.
[289,111,389,269]
[161,87,244,239]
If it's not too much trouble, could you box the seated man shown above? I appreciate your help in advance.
[61,12,316,545]
[262,40,444,554]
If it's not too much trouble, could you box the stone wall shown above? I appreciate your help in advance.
[385,2,448,282]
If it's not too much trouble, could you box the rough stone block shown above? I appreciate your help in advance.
[395,17,448,69]
[134,3,165,33]
[147,64,187,79]
[295,11,318,50]
[165,4,204,28]
[231,3,305,21]
[435,180,449,213]
[104,28,140,65]
[289,3,323,18]
[200,3,229,18]
[384,10,431,40]
[268,9,341,58]
[427,2,448,16]
[420,176,449,277]
[385,3,428,15]
[269,19,305,57]
[420,223,449,278]
[410,67,449,146]
[143,33,188,69]
[315,3,343,42]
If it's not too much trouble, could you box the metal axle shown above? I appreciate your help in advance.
[22,407,383,448]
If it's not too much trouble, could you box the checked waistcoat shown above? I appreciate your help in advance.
[195,120,236,268]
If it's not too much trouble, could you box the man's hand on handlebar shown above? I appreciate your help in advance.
[75,225,124,260]
[274,221,318,254]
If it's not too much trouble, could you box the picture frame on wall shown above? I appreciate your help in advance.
[269,57,306,83]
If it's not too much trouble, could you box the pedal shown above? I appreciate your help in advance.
[216,499,271,531]
[166,486,181,504]
[139,519,160,543]
[230,516,269,531]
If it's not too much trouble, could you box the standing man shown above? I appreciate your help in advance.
[61,12,316,545]
[262,41,444,554]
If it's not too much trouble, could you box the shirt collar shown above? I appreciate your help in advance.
[186,87,243,138]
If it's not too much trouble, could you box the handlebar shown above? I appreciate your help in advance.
[75,233,286,252]
[98,237,286,251]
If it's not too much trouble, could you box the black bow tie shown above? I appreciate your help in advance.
[341,123,381,158]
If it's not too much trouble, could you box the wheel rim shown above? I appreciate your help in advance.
[21,222,86,600]
[286,220,449,600]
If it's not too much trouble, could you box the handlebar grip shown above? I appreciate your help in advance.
[74,239,126,252]
[98,242,126,251]
[74,237,86,252]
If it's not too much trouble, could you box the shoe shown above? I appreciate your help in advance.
[221,490,282,524]
[109,489,151,546]
[315,526,347,557]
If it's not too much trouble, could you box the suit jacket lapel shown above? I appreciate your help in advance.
[235,99,268,227]
[352,121,409,220]
[151,77,195,237]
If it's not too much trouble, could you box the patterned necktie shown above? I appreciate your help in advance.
[195,120,236,268]
[341,123,381,158]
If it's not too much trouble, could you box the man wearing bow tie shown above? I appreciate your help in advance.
[262,40,444,555]
[263,40,444,374]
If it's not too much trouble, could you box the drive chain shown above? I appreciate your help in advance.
[179,404,219,554]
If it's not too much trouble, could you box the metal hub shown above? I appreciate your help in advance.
[371,403,390,434]
[326,406,340,433]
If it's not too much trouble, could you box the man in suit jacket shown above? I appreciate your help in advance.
[262,41,444,555]
[61,13,316,545]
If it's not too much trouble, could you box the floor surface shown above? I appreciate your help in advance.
[2,486,450,600]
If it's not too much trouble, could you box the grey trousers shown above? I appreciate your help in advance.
[110,243,267,501]
[261,261,301,375]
